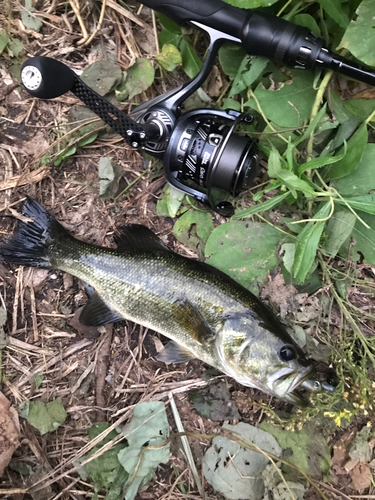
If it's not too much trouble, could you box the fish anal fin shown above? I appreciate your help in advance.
[172,300,214,344]
[156,341,195,364]
[115,225,169,252]
[79,292,123,326]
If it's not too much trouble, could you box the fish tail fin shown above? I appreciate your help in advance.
[0,197,68,269]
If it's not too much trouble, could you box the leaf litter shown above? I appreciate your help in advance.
[0,0,375,499]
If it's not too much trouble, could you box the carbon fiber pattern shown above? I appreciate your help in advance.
[71,77,148,147]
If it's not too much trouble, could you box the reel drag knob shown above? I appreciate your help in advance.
[21,56,76,99]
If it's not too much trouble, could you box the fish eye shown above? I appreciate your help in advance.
[279,345,296,362]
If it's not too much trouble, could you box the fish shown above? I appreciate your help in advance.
[0,198,334,405]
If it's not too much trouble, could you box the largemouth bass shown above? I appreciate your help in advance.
[0,198,333,405]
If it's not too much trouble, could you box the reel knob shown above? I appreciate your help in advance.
[21,56,76,99]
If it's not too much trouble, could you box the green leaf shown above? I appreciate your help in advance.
[221,97,241,111]
[155,44,182,72]
[337,195,375,215]
[246,72,317,128]
[21,0,43,32]
[180,39,202,78]
[346,212,375,265]
[293,14,321,37]
[325,122,368,180]
[321,211,357,257]
[338,0,375,66]
[316,0,350,29]
[98,157,123,199]
[81,60,123,97]
[297,152,345,176]
[292,202,331,283]
[124,58,154,99]
[7,38,24,58]
[157,13,181,34]
[0,29,9,54]
[173,210,214,256]
[26,398,67,435]
[223,0,280,7]
[229,56,268,96]
[54,145,76,166]
[233,192,292,218]
[77,132,99,147]
[188,380,240,421]
[118,402,170,500]
[218,45,247,78]
[33,373,44,391]
[260,419,331,479]
[203,422,281,500]
[332,143,375,197]
[205,220,284,292]
[156,184,185,217]
[267,147,316,198]
[78,422,129,499]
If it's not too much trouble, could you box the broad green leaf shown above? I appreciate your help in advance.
[81,61,123,97]
[0,29,9,54]
[54,145,76,166]
[229,56,268,96]
[77,131,98,147]
[203,422,281,500]
[157,13,181,34]
[218,45,247,79]
[7,38,24,58]
[98,157,123,199]
[293,14,321,37]
[292,202,331,283]
[316,0,350,29]
[188,380,240,421]
[321,211,357,257]
[338,0,375,66]
[21,0,43,32]
[159,29,182,48]
[223,0,280,7]
[155,44,182,72]
[233,192,292,218]
[78,422,129,500]
[205,220,284,292]
[173,210,214,255]
[33,373,44,391]
[26,398,67,435]
[324,123,368,180]
[293,104,328,147]
[337,195,375,215]
[332,143,375,196]
[124,58,154,99]
[346,212,375,265]
[246,72,317,128]
[118,402,170,500]
[221,98,241,111]
[260,419,331,479]
[156,184,185,217]
[180,39,202,78]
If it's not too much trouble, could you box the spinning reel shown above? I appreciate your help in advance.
[21,0,375,216]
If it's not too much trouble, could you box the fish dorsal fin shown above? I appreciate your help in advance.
[114,224,169,252]
[172,300,214,344]
[156,341,195,364]
[79,292,124,326]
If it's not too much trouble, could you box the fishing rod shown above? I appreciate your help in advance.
[20,0,375,216]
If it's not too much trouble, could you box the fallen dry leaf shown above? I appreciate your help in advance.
[349,462,372,491]
[0,392,20,477]
[260,273,300,318]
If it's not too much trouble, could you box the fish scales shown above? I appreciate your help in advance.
[0,198,334,405]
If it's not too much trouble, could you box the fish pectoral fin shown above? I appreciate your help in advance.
[79,292,124,326]
[115,224,170,252]
[156,341,195,364]
[172,300,214,344]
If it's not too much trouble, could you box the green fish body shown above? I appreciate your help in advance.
[0,198,332,405]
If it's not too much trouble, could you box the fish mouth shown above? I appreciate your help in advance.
[270,366,315,406]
